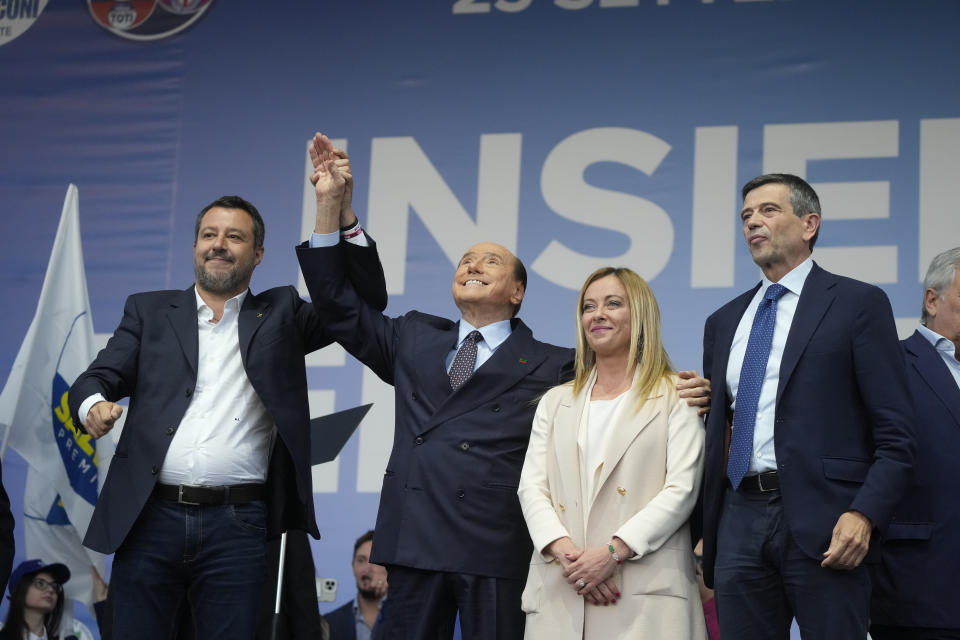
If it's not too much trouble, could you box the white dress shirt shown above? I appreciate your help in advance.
[917,324,960,390]
[726,257,813,475]
[81,290,276,486]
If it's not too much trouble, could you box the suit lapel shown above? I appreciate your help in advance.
[777,263,836,402]
[166,287,199,376]
[906,331,960,428]
[589,378,663,514]
[426,320,547,431]
[418,321,461,411]
[238,290,270,365]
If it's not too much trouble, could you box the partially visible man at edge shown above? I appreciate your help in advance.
[871,247,960,640]
[296,132,712,640]
[69,182,387,638]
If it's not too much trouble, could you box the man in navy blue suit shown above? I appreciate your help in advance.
[870,247,960,640]
[69,189,387,639]
[700,173,915,639]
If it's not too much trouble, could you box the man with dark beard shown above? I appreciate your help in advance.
[68,194,387,639]
[325,530,388,640]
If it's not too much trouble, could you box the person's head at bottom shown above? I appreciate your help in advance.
[1,559,71,640]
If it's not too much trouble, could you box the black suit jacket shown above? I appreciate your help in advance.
[69,241,387,554]
[701,263,915,588]
[297,245,573,580]
[871,330,960,630]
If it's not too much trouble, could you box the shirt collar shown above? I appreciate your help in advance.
[458,318,512,351]
[194,288,249,318]
[760,256,813,297]
[917,323,958,357]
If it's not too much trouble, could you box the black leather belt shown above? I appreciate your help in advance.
[152,483,266,506]
[738,471,780,493]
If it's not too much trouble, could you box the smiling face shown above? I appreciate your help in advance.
[741,183,819,282]
[193,206,263,297]
[24,571,58,614]
[451,242,524,327]
[580,274,632,358]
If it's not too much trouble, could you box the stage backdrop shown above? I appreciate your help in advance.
[1,1,958,636]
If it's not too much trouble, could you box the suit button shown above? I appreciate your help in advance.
[491,404,501,413]
[411,392,418,400]
[151,465,159,475]
[185,388,193,397]
[460,441,470,451]
[415,436,424,445]
[456,490,465,499]
[166,426,175,435]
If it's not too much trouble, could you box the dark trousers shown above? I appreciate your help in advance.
[714,487,870,640]
[871,626,960,640]
[109,498,268,640]
[377,565,524,640]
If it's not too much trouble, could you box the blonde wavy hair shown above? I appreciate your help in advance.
[572,267,675,404]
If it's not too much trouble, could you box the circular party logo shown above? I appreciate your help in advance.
[88,0,214,41]
[0,0,50,47]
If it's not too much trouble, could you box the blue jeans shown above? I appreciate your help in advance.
[714,487,870,640]
[110,497,268,639]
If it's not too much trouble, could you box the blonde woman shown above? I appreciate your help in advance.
[518,267,706,639]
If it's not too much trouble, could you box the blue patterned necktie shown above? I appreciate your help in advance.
[727,283,788,489]
[449,330,483,390]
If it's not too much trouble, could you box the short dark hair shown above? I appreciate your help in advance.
[512,255,528,317]
[741,173,821,250]
[195,195,265,249]
[353,530,375,557]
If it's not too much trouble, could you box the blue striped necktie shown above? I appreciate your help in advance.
[727,283,788,489]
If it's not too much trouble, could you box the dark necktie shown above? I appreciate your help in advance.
[727,283,788,489]
[449,330,483,390]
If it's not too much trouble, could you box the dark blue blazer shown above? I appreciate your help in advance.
[69,242,387,554]
[324,601,359,640]
[700,263,915,588]
[297,245,573,580]
[871,330,960,630]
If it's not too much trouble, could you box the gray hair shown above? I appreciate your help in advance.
[741,174,822,250]
[921,247,960,324]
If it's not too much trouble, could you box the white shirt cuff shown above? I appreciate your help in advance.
[78,393,107,426]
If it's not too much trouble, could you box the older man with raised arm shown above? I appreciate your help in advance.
[700,173,915,639]
[297,133,710,640]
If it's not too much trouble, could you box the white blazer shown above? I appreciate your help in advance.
[518,370,706,639]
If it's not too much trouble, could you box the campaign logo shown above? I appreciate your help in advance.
[50,313,101,508]
[0,0,49,47]
[88,0,214,41]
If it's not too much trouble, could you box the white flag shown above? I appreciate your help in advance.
[24,465,106,610]
[0,184,112,541]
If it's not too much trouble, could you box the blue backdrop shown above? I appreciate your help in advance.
[1,0,958,636]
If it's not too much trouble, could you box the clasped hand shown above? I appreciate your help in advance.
[548,538,621,606]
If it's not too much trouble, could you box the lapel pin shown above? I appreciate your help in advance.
[518,358,527,364]
[617,487,627,496]
[257,312,263,318]
[558,503,566,512]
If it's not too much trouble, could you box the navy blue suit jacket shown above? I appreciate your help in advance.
[700,263,915,588]
[324,601,358,640]
[871,330,960,630]
[297,245,573,580]
[69,242,387,554]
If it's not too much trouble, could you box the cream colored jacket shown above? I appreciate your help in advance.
[518,370,706,639]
